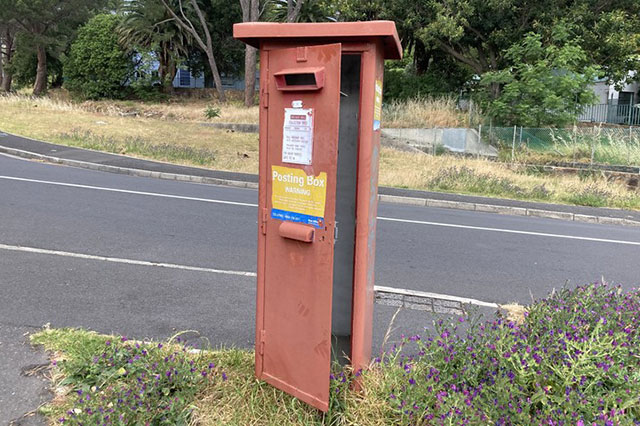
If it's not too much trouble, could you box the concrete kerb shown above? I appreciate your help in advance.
[0,145,259,190]
[376,192,640,228]
[2,143,639,228]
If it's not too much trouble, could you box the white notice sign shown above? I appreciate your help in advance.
[282,108,313,165]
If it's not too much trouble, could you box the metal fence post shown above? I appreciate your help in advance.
[512,125,517,162]
[478,124,482,160]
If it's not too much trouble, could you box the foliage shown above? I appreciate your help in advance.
[265,0,337,22]
[204,105,221,120]
[370,282,640,424]
[33,283,640,424]
[34,331,225,424]
[118,0,192,92]
[6,33,63,88]
[1,0,109,94]
[64,14,135,100]
[480,26,598,126]
[428,165,552,200]
[383,61,469,101]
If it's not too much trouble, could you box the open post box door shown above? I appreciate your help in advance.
[257,43,342,412]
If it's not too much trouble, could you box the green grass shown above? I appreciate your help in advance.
[31,282,640,425]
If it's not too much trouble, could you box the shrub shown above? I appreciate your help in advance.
[54,335,225,424]
[204,105,221,120]
[64,14,134,100]
[373,283,640,424]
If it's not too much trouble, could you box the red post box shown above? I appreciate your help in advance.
[234,21,402,412]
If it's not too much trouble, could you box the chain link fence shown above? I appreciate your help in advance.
[483,125,640,166]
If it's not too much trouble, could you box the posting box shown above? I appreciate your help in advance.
[234,21,402,412]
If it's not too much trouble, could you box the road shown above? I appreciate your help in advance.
[3,152,640,421]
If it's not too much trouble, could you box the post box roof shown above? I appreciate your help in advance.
[233,21,402,60]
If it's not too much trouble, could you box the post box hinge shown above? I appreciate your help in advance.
[261,87,269,108]
[259,329,266,355]
[261,207,268,235]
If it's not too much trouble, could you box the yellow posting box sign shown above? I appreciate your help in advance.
[271,165,327,228]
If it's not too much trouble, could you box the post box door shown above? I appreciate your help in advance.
[259,43,342,412]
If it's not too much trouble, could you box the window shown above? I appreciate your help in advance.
[179,69,191,87]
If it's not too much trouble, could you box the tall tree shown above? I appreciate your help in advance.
[287,0,305,22]
[119,0,191,93]
[239,0,259,106]
[2,0,107,95]
[160,0,226,101]
[0,23,17,91]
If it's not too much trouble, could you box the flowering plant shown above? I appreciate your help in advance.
[380,283,640,424]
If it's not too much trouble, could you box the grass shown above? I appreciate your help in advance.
[382,97,467,128]
[31,282,640,425]
[1,93,638,209]
[492,126,640,167]
[0,94,259,173]
[30,328,392,425]
[379,150,640,209]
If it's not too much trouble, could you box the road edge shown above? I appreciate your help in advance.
[2,144,640,228]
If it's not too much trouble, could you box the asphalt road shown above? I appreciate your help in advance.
[2,152,640,421]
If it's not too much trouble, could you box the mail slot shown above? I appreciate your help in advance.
[274,67,325,91]
[234,21,402,412]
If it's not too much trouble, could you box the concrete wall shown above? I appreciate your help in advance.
[380,128,498,157]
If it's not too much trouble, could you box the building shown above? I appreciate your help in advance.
[579,73,640,125]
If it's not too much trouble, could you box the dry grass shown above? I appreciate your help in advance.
[1,93,638,209]
[499,303,527,324]
[379,148,640,209]
[382,97,467,128]
[0,94,259,173]
[2,91,260,123]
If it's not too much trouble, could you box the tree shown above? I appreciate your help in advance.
[159,0,227,101]
[119,0,192,93]
[480,25,598,126]
[240,0,259,106]
[64,14,135,99]
[2,0,107,95]
[267,0,337,23]
[0,23,17,91]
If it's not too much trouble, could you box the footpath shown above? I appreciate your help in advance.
[1,131,640,226]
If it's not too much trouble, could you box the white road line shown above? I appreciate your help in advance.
[0,243,494,310]
[2,175,640,246]
[377,216,640,246]
[375,285,498,308]
[0,175,258,208]
[0,244,257,277]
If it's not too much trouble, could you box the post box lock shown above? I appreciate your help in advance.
[274,67,325,91]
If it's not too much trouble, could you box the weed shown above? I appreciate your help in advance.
[204,105,221,120]
[428,166,552,200]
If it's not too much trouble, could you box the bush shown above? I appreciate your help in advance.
[373,282,640,424]
[63,14,134,100]
[384,69,458,102]
[53,335,225,424]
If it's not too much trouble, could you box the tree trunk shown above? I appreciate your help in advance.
[165,59,176,94]
[241,0,259,106]
[414,39,430,75]
[33,44,47,96]
[160,0,227,101]
[206,53,225,101]
[287,0,304,22]
[0,28,14,92]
